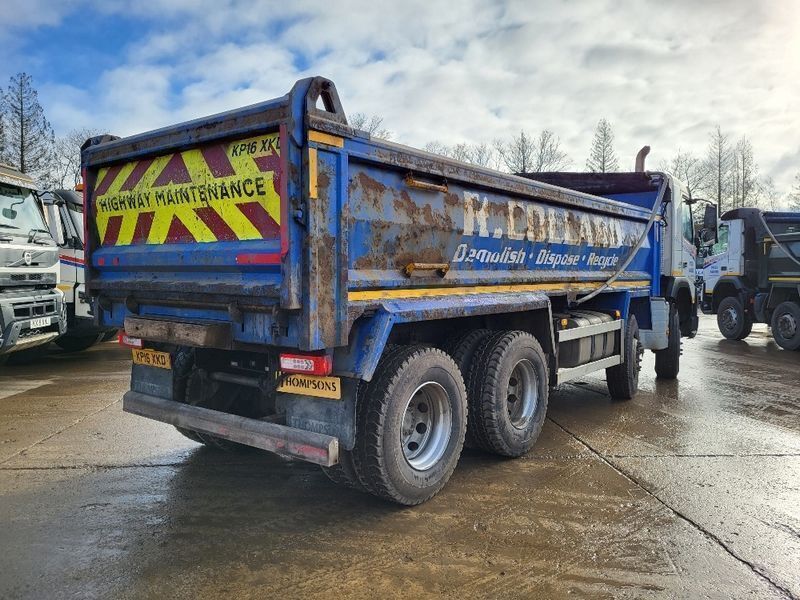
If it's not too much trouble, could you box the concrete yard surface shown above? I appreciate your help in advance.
[0,316,798,599]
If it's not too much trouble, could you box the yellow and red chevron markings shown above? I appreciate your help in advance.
[93,132,283,246]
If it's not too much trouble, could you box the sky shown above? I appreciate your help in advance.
[1,0,799,196]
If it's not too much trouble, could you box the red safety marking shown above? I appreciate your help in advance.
[94,165,124,197]
[164,214,195,243]
[131,211,155,244]
[201,145,236,178]
[119,159,154,191]
[194,206,237,241]
[252,153,282,196]
[237,201,280,238]
[102,215,123,246]
[153,153,192,186]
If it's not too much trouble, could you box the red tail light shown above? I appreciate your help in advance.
[118,333,143,348]
[279,353,332,376]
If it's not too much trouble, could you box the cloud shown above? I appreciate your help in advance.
[2,0,800,193]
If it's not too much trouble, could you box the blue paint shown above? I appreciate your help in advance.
[83,77,669,378]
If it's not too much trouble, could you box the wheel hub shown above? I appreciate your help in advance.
[401,382,451,471]
[506,359,538,429]
[776,312,798,340]
[721,306,738,330]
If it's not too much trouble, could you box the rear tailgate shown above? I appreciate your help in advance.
[82,98,296,347]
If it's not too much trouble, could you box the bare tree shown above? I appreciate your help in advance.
[0,113,5,164]
[660,150,708,201]
[788,173,800,211]
[495,130,569,173]
[423,141,496,168]
[468,143,494,168]
[495,131,535,173]
[350,112,392,140]
[45,127,102,189]
[730,135,759,209]
[1,73,54,180]
[585,119,618,173]
[757,177,783,211]
[702,126,733,212]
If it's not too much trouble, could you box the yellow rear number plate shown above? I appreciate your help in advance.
[277,374,341,400]
[131,349,172,369]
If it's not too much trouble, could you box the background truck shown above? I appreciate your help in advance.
[39,188,117,351]
[699,208,800,349]
[0,164,66,361]
[82,77,688,505]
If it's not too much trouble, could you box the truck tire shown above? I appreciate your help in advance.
[717,296,752,340]
[771,301,800,351]
[171,347,205,444]
[352,345,466,505]
[54,334,103,352]
[655,307,681,379]
[321,449,367,492]
[442,329,493,447]
[606,315,642,400]
[466,331,549,457]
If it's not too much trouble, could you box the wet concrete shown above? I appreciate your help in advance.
[0,316,797,599]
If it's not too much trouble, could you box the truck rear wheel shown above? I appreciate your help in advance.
[54,334,103,353]
[771,301,800,350]
[655,306,681,379]
[717,296,752,340]
[322,449,367,492]
[606,315,642,400]
[443,329,493,447]
[467,331,549,457]
[353,345,466,505]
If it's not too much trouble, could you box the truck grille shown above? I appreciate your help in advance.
[13,300,57,319]
[11,273,43,281]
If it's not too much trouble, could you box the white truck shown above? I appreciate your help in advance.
[699,208,800,349]
[0,164,66,361]
[39,188,116,351]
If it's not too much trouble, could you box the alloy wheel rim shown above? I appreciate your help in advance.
[507,359,538,429]
[401,382,452,471]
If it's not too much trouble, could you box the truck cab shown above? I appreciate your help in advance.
[520,171,700,338]
[0,164,66,360]
[699,218,745,313]
[40,188,116,352]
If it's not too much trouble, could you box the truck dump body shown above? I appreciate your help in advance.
[84,78,661,356]
[83,77,675,504]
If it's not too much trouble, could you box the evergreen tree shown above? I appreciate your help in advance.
[585,119,618,173]
[1,72,54,179]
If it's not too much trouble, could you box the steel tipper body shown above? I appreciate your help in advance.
[0,165,66,359]
[82,77,674,505]
[701,208,800,349]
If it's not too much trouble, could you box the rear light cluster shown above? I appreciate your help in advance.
[279,353,332,376]
[118,333,143,348]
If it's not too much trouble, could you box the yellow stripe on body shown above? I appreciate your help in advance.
[308,148,318,199]
[348,280,651,302]
[769,277,800,282]
[308,130,344,147]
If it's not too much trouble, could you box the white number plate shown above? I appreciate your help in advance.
[29,317,51,328]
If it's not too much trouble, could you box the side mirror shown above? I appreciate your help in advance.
[703,204,718,231]
[1,208,16,220]
[44,203,65,246]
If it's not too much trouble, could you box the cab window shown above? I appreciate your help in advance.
[681,203,694,244]
[710,223,729,256]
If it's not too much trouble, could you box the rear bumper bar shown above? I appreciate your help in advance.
[123,391,339,467]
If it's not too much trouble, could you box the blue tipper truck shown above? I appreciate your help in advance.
[82,77,696,505]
